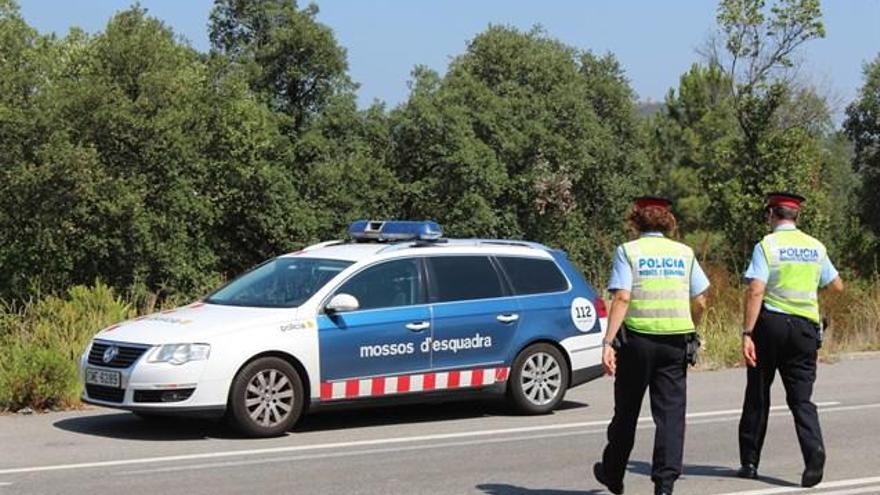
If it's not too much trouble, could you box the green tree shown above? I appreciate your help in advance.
[198,57,320,276]
[0,4,345,302]
[844,54,880,259]
[646,65,736,232]
[390,26,648,278]
[209,0,352,130]
[208,0,398,261]
[705,0,828,265]
[297,97,403,239]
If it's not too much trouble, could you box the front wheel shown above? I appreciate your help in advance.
[507,343,569,414]
[227,357,305,437]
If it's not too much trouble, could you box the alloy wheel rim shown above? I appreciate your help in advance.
[520,352,562,406]
[245,369,294,427]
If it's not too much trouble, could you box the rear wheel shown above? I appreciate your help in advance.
[507,343,569,414]
[228,357,305,437]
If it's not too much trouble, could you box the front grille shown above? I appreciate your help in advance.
[86,384,125,403]
[133,388,195,403]
[88,342,148,369]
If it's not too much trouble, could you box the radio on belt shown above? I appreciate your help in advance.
[347,220,443,242]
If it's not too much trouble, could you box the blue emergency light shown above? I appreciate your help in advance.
[347,220,443,242]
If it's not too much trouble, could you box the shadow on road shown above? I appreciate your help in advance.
[297,398,588,433]
[53,413,239,441]
[628,460,798,488]
[476,484,603,495]
[52,399,590,440]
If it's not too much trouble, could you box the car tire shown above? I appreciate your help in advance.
[507,343,569,415]
[228,357,305,437]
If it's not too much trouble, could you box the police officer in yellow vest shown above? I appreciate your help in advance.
[738,192,844,487]
[593,197,709,495]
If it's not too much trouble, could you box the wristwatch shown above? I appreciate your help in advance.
[742,330,753,337]
[602,339,613,347]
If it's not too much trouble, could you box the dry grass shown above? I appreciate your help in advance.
[821,275,880,353]
[696,267,880,370]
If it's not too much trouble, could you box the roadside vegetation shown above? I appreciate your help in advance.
[0,284,134,410]
[1,0,878,410]
[697,268,880,370]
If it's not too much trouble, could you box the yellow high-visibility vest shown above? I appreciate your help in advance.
[622,236,695,334]
[759,229,824,323]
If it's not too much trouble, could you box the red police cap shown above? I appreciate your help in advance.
[633,196,672,210]
[766,192,805,210]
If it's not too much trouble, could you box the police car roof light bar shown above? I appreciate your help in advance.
[348,220,443,242]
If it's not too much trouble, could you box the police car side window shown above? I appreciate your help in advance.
[496,257,568,295]
[427,256,505,303]
[335,258,425,310]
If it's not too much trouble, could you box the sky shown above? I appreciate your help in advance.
[17,1,880,121]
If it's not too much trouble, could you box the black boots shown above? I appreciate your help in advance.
[801,449,825,488]
[737,463,759,479]
[736,450,823,488]
[654,483,673,495]
[593,462,624,495]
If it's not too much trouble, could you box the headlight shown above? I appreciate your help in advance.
[148,343,211,365]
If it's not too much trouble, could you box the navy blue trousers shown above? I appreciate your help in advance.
[738,309,824,467]
[602,329,688,491]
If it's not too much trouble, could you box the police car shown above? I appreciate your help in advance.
[80,221,607,437]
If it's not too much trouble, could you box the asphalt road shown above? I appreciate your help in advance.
[1,355,879,495]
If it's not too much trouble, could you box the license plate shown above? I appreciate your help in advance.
[85,368,121,388]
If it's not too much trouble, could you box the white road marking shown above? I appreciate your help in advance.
[686,402,839,420]
[0,482,12,486]
[119,428,610,475]
[0,401,861,476]
[712,475,880,495]
[816,487,880,495]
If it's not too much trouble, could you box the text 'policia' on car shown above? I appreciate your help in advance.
[80,220,608,437]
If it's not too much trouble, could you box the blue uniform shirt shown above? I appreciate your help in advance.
[743,224,838,314]
[607,232,710,297]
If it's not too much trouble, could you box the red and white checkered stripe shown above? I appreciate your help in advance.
[320,367,510,401]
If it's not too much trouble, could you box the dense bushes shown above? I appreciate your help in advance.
[0,283,134,410]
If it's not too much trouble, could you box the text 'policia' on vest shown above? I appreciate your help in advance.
[759,228,826,323]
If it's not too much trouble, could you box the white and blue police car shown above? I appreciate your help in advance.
[80,221,607,437]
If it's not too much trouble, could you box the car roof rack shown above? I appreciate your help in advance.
[302,240,345,251]
[377,238,551,253]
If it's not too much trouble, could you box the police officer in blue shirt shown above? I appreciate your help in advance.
[593,197,709,495]
[737,192,844,487]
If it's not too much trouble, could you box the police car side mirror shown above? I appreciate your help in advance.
[326,293,359,314]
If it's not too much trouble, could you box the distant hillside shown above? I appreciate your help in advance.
[637,100,665,118]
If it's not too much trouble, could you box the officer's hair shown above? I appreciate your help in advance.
[628,205,678,237]
[770,206,799,221]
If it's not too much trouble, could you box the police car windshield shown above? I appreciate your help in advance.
[206,258,353,308]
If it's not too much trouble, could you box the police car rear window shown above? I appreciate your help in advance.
[496,256,568,295]
[427,256,505,302]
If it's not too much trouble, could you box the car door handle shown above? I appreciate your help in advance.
[496,313,520,323]
[405,321,431,332]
